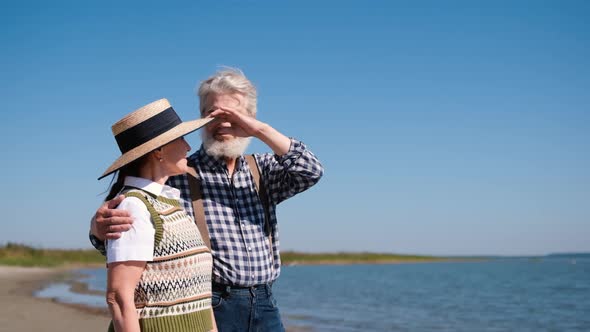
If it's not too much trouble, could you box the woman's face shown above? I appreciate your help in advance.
[160,137,191,176]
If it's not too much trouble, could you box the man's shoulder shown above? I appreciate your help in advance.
[166,173,188,187]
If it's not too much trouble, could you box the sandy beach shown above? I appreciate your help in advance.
[0,266,110,332]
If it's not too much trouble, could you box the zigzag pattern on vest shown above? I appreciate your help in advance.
[113,189,213,332]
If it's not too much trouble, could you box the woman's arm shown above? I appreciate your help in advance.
[106,261,146,332]
[210,308,218,332]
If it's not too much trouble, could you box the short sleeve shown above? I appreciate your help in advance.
[106,196,155,263]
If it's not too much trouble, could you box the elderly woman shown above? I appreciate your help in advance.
[98,99,216,332]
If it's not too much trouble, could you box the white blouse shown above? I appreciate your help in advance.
[106,176,182,264]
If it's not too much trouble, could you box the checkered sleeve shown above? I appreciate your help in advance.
[256,138,324,205]
[89,231,107,256]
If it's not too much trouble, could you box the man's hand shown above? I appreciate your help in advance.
[209,106,264,138]
[91,195,133,241]
[210,106,291,156]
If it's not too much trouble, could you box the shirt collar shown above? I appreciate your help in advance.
[123,176,180,199]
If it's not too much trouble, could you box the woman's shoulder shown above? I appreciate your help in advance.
[117,188,154,207]
[116,195,145,208]
[116,192,151,218]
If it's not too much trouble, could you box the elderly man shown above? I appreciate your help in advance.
[90,68,324,331]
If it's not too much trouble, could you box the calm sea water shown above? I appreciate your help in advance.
[37,259,590,331]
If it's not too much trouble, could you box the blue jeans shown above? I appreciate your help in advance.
[212,283,285,332]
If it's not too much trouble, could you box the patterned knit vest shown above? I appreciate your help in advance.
[108,188,213,332]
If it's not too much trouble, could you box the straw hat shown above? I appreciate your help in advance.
[98,98,213,180]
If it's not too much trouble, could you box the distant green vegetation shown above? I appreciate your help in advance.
[0,243,104,267]
[280,251,448,265]
[0,243,451,267]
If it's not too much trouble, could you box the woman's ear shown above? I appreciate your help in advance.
[151,148,163,161]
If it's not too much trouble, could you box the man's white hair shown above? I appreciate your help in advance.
[197,67,257,117]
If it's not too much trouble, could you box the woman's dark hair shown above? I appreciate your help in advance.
[104,156,146,201]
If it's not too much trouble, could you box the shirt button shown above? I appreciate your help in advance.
[241,223,246,227]
[251,275,255,279]
[248,246,252,251]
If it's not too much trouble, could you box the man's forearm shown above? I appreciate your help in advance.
[255,122,291,156]
[263,139,324,205]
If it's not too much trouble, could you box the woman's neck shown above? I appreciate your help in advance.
[138,165,169,185]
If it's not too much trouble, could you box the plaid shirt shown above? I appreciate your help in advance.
[168,138,323,286]
[91,138,323,286]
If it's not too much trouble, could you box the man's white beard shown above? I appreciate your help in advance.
[201,131,251,159]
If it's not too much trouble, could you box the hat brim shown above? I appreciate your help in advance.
[98,117,213,180]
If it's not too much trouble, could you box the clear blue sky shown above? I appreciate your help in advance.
[1,1,588,255]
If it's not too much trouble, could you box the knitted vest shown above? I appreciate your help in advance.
[109,188,213,332]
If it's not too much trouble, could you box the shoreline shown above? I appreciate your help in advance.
[0,265,310,332]
[1,260,477,331]
[0,265,110,332]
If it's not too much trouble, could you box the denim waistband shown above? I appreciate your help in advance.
[212,282,273,295]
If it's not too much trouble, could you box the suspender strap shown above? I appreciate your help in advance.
[187,166,211,249]
[244,155,274,267]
